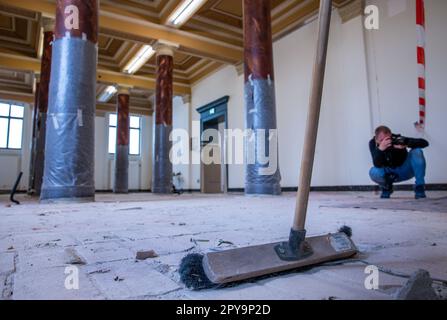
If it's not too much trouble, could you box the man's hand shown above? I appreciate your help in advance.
[378,137,392,151]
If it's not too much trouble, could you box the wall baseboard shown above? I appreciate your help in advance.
[229,184,447,193]
[95,189,152,193]
[3,184,447,195]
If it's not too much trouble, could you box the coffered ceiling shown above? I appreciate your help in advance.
[0,0,357,115]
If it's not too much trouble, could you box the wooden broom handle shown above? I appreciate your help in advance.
[293,0,333,231]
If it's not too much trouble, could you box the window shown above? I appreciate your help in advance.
[0,102,24,150]
[108,114,141,155]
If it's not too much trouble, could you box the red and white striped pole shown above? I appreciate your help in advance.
[415,0,426,130]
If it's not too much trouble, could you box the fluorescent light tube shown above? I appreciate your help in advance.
[168,0,207,27]
[123,45,155,75]
[98,85,118,103]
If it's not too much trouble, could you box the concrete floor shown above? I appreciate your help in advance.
[1,191,446,300]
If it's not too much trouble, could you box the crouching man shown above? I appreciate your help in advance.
[369,126,429,199]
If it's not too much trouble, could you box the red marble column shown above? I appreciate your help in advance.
[243,0,281,195]
[152,45,174,194]
[34,21,54,195]
[243,0,274,83]
[114,87,130,193]
[155,55,173,128]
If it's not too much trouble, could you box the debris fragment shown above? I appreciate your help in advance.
[36,242,58,248]
[217,239,234,247]
[136,250,159,260]
[7,246,14,251]
[394,269,439,300]
[88,269,111,275]
[115,207,143,211]
[155,264,171,274]
[64,248,87,265]
[190,238,209,245]
[114,276,124,282]
[103,235,118,240]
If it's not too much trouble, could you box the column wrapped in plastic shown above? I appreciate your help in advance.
[40,37,96,201]
[245,79,281,195]
[152,124,173,193]
[114,145,129,193]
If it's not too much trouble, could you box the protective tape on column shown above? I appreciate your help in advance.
[244,79,281,195]
[114,145,129,193]
[152,124,173,194]
[40,38,97,201]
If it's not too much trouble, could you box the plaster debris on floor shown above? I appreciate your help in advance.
[1,191,446,300]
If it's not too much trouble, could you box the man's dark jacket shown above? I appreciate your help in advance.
[369,136,429,168]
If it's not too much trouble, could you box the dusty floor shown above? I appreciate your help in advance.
[0,191,446,300]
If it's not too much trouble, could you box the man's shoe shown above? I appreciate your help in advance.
[380,185,394,199]
[415,185,427,199]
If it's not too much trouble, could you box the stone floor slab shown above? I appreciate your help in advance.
[87,260,181,299]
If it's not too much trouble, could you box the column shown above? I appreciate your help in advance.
[40,0,98,202]
[243,0,281,195]
[152,44,175,194]
[114,87,130,193]
[34,20,54,195]
[28,77,40,194]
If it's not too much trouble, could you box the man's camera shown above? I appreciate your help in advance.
[391,134,409,146]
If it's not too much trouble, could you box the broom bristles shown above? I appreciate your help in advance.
[338,225,353,238]
[179,253,216,290]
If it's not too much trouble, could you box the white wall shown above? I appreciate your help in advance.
[181,0,447,189]
[365,0,447,183]
[274,13,372,187]
[172,96,192,190]
[190,66,245,190]
[0,104,32,191]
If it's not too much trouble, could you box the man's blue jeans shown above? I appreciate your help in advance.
[369,149,426,187]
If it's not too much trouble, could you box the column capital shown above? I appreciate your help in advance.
[154,40,179,57]
[42,18,55,33]
[181,94,191,104]
[117,86,132,95]
[235,62,244,76]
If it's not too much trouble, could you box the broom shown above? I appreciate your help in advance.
[179,0,357,290]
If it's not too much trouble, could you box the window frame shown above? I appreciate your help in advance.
[108,113,141,157]
[0,101,25,151]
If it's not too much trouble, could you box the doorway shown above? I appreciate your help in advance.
[197,96,229,194]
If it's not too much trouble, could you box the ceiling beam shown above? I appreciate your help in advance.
[0,0,243,64]
[0,91,34,104]
[0,52,191,95]
[97,103,153,116]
